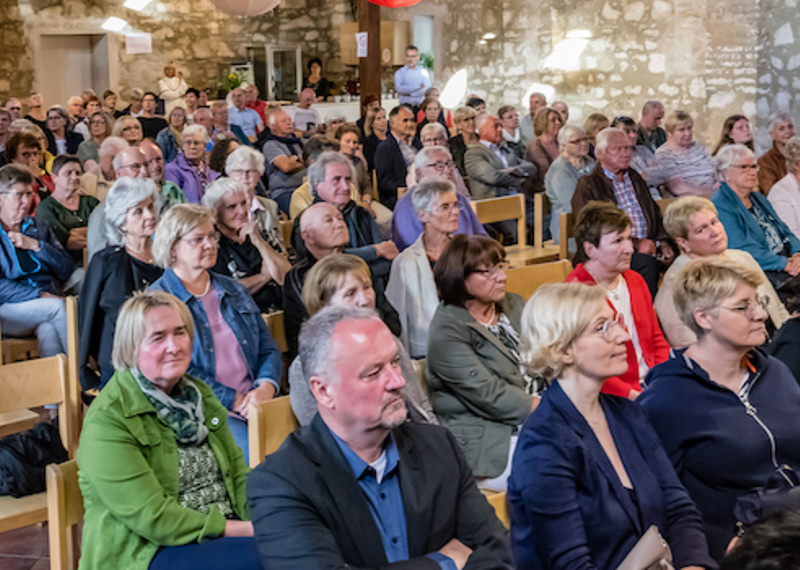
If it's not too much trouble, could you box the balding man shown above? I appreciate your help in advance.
[229,87,263,142]
[139,138,187,211]
[520,92,547,141]
[262,110,306,214]
[4,98,22,122]
[81,136,127,202]
[67,95,90,139]
[637,100,667,153]
[286,88,320,138]
[375,105,422,209]
[192,107,215,151]
[248,306,513,570]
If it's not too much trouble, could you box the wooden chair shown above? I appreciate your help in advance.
[482,490,509,529]
[410,358,428,396]
[47,460,83,570]
[471,194,559,267]
[0,310,39,364]
[656,197,678,215]
[559,212,575,261]
[371,170,380,201]
[397,186,408,201]
[0,354,78,533]
[506,259,573,301]
[248,395,299,468]
[279,220,293,250]
[262,311,288,353]
[533,193,559,257]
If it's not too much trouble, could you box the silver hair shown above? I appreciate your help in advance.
[595,127,626,155]
[308,151,354,195]
[104,178,160,246]
[268,110,288,128]
[201,177,249,214]
[716,144,756,181]
[180,124,210,145]
[414,145,452,171]
[225,146,265,177]
[411,178,457,214]
[529,92,546,101]
[785,136,800,171]
[419,122,447,142]
[112,146,146,171]
[475,113,493,132]
[325,110,345,125]
[47,105,70,122]
[298,305,382,386]
[557,123,586,148]
[770,113,794,133]
[99,136,128,158]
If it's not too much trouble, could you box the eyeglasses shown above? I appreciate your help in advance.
[119,162,147,171]
[472,261,509,279]
[424,160,454,171]
[596,314,626,342]
[730,163,760,172]
[0,190,34,200]
[229,168,260,178]
[568,137,589,144]
[7,107,21,111]
[422,138,446,145]
[432,202,461,215]
[718,294,769,318]
[180,231,219,247]
[184,140,205,147]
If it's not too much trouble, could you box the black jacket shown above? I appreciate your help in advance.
[374,134,422,209]
[47,129,83,156]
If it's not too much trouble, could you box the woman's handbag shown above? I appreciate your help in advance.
[617,525,674,570]
[733,465,800,529]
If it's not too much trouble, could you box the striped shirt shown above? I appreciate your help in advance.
[603,168,648,239]
[655,142,717,191]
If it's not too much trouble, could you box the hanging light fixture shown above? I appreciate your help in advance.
[210,0,281,16]
[368,0,422,7]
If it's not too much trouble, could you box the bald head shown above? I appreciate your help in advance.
[194,107,213,136]
[139,139,165,180]
[269,110,294,137]
[113,146,148,180]
[299,202,350,259]
[299,88,316,109]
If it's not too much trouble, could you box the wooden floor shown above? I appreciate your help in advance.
[0,524,49,570]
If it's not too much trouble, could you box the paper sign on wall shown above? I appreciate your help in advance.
[126,33,153,55]
[356,32,368,58]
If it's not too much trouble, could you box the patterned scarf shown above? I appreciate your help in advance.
[133,369,209,445]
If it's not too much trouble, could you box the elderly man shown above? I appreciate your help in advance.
[286,88,320,138]
[393,146,486,250]
[262,110,306,214]
[139,138,187,211]
[637,100,667,153]
[245,84,267,125]
[572,127,675,296]
[66,96,90,139]
[193,107,215,151]
[248,305,514,570]
[137,92,168,139]
[758,114,796,194]
[394,45,431,109]
[282,201,350,358]
[5,98,22,122]
[289,136,352,220]
[229,87,264,143]
[81,136,127,202]
[374,105,422,210]
[520,92,547,142]
[209,101,236,141]
[552,100,569,124]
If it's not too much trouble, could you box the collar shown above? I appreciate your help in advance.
[251,196,265,213]
[392,132,411,146]
[160,268,231,303]
[479,139,506,152]
[328,426,399,483]
[602,167,629,182]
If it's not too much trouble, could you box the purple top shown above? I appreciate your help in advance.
[391,190,487,251]
[199,287,251,395]
[164,152,220,204]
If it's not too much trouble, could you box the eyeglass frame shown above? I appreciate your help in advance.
[717,294,770,318]
[180,231,220,247]
[470,260,510,279]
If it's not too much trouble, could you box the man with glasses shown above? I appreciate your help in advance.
[392,146,486,250]
[137,92,168,140]
[140,138,187,212]
[498,105,527,159]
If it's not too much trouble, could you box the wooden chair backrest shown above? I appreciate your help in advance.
[47,460,83,570]
[262,311,288,353]
[65,297,82,435]
[371,170,380,201]
[397,186,408,201]
[248,395,299,468]
[657,197,678,215]
[482,490,510,528]
[533,193,552,249]
[505,259,572,301]
[471,194,526,245]
[559,212,574,261]
[279,220,293,251]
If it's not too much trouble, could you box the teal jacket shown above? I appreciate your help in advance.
[76,369,250,570]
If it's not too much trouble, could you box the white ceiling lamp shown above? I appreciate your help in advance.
[123,0,153,10]
[440,68,468,109]
[210,0,281,16]
[481,32,497,41]
[101,17,128,32]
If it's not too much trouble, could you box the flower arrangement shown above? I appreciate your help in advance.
[225,69,247,90]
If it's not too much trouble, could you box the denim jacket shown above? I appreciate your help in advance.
[149,268,282,410]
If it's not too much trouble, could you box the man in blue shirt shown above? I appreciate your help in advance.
[228,87,264,143]
[394,45,431,109]
[247,306,513,570]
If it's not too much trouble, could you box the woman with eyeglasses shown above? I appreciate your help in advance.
[45,105,83,156]
[508,282,714,570]
[164,125,220,204]
[426,234,540,490]
[76,111,112,172]
[639,256,800,563]
[565,201,669,400]
[712,144,800,301]
[449,106,479,176]
[111,115,144,146]
[149,204,283,462]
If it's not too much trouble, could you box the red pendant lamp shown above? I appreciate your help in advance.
[368,0,422,7]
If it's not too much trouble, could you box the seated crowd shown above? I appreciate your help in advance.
[6,57,800,570]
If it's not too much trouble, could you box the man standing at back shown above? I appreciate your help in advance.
[519,92,547,142]
[394,45,431,111]
[247,305,514,570]
[375,105,422,209]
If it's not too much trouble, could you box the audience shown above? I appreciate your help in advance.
[121,88,144,117]
[228,87,263,143]
[637,99,667,153]
[712,114,754,155]
[415,96,447,140]
[427,234,538,490]
[243,84,266,125]
[156,105,187,163]
[287,136,346,220]
[261,110,306,214]
[76,111,111,171]
[102,90,121,118]
[406,122,462,190]
[525,106,564,179]
[248,305,512,569]
[0,109,10,154]
[767,135,800,236]
[335,124,370,197]
[551,100,569,124]
[394,44,431,108]
[509,282,715,570]
[721,509,800,570]
[66,96,89,139]
[362,106,388,173]
[5,97,23,122]
[357,93,380,136]
[76,291,260,570]
[164,124,219,203]
[639,256,800,562]
[519,92,547,142]
[5,132,52,200]
[46,106,83,156]
[140,137,188,211]
[656,110,718,197]
[80,135,127,203]
[79,178,162,391]
[137,92,169,140]
[758,113,795,194]
[449,105,479,176]
[322,111,345,143]
[375,105,421,209]
[415,87,454,130]
[565,201,670,399]
[24,92,47,130]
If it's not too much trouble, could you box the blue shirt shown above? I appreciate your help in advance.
[228,106,263,138]
[394,66,431,105]
[329,429,456,570]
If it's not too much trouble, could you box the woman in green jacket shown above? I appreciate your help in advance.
[76,290,260,570]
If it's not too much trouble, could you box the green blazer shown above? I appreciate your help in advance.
[76,369,250,570]
[426,294,534,478]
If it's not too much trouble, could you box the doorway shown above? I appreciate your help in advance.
[267,46,302,103]
[38,34,110,107]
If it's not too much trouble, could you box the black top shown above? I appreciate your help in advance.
[302,77,331,100]
[212,232,283,314]
[137,116,169,140]
[363,133,384,173]
[449,133,469,176]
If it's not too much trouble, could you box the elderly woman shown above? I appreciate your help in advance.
[363,106,387,173]
[544,123,595,242]
[4,132,52,203]
[149,204,282,461]
[156,106,187,163]
[76,111,112,172]
[712,115,754,156]
[76,291,260,570]
[406,122,471,196]
[712,144,800,299]
[79,178,163,391]
[323,111,346,143]
[639,257,800,562]
[524,106,563,180]
[387,180,459,359]
[0,165,72,357]
[656,110,718,197]
[767,135,800,237]
[164,124,220,204]
[509,282,714,570]
[612,115,670,199]
[657,196,789,348]
[289,253,436,426]
[202,178,290,313]
[427,234,539,490]
[46,105,83,156]
[565,201,669,399]
[36,154,98,265]
[449,106,479,176]
[415,96,448,140]
[583,113,610,158]
[112,115,144,146]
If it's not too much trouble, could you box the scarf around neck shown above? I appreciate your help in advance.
[133,369,209,445]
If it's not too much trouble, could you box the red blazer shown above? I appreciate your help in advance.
[565,264,670,397]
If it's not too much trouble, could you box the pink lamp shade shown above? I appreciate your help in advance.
[368,0,422,7]
[211,0,281,16]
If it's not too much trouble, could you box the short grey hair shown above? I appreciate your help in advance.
[298,305,382,386]
[181,124,210,145]
[557,123,586,148]
[99,136,129,159]
[414,145,452,171]
[595,127,626,155]
[325,110,345,126]
[716,144,756,181]
[225,146,265,176]
[475,113,493,132]
[112,290,194,371]
[152,203,215,268]
[419,122,447,142]
[411,179,457,214]
[770,113,794,133]
[202,177,249,215]
[104,178,160,246]
[785,136,800,171]
[308,151,354,195]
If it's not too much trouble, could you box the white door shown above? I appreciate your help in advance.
[39,35,109,108]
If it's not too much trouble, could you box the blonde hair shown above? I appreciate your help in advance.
[151,204,215,268]
[663,196,718,241]
[664,110,693,135]
[520,283,608,381]
[301,254,371,317]
[674,257,764,337]
[112,116,143,142]
[112,291,194,371]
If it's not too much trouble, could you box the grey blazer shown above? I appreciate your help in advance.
[464,143,536,199]
[426,294,534,478]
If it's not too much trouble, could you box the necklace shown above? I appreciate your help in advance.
[475,303,496,326]
[195,275,212,298]
[585,265,621,302]
[126,241,154,264]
